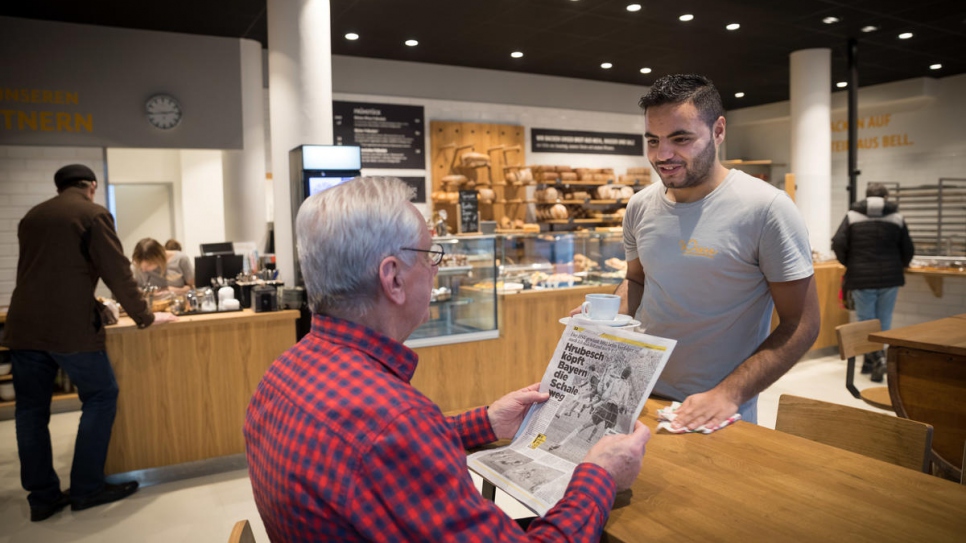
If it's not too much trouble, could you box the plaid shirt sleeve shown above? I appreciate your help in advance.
[447,406,498,450]
[347,404,616,542]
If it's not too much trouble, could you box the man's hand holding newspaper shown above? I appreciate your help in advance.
[468,322,676,514]
[488,383,550,440]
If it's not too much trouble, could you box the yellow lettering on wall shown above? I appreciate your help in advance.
[18,111,37,130]
[56,112,72,132]
[40,111,54,131]
[831,140,848,152]
[0,109,94,132]
[882,133,913,147]
[1,88,81,104]
[74,113,93,132]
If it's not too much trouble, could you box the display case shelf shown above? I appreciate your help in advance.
[406,235,499,348]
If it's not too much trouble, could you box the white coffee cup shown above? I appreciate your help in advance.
[580,293,621,321]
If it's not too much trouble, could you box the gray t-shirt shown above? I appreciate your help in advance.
[623,169,813,423]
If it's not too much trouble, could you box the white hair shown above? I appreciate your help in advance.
[296,176,423,318]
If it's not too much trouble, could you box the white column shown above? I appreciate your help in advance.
[267,0,333,286]
[222,39,268,247]
[790,49,832,252]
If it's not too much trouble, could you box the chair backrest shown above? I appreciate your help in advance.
[228,520,256,543]
[775,394,933,473]
[835,319,885,360]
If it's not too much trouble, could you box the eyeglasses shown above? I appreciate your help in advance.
[401,243,445,266]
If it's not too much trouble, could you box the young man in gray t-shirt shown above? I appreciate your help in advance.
[618,74,819,428]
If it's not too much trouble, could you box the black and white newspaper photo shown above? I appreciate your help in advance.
[467,323,676,515]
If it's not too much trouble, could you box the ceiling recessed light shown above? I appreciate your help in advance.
[930,63,942,70]
[898,32,913,39]
[639,67,652,74]
[861,25,878,33]
[822,17,840,24]
[836,81,848,88]
[679,14,694,22]
[726,23,741,31]
[405,39,419,47]
[511,51,524,59]
[601,62,613,69]
[735,92,745,98]
[626,4,642,12]
[344,32,359,40]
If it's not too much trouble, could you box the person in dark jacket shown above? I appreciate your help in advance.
[1,164,178,522]
[831,183,915,382]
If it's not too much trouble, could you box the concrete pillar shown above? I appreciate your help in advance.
[222,39,268,248]
[790,49,832,252]
[267,0,333,286]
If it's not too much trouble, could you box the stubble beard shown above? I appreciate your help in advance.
[653,137,718,191]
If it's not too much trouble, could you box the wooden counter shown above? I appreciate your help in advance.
[104,309,298,475]
[416,263,847,413]
[809,262,849,350]
[870,317,966,480]
[412,285,613,413]
[602,398,966,542]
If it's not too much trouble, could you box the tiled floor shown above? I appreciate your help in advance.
[0,349,885,541]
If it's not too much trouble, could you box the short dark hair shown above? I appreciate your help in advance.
[164,239,182,251]
[866,183,889,198]
[638,74,725,129]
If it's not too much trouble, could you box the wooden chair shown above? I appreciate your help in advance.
[228,520,256,543]
[775,394,934,473]
[835,319,892,410]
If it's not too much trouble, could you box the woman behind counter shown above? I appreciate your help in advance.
[131,238,195,295]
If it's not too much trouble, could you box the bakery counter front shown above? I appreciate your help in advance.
[104,308,299,476]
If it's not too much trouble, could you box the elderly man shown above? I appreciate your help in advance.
[3,164,177,521]
[244,176,650,542]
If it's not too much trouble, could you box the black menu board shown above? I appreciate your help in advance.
[399,176,426,204]
[333,101,425,169]
[531,128,644,156]
[458,190,479,234]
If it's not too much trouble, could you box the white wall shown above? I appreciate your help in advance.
[179,150,226,258]
[108,148,226,259]
[727,74,966,325]
[106,148,185,247]
[0,145,107,308]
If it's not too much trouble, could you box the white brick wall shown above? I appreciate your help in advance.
[0,145,105,310]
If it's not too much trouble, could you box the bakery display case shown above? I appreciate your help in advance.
[498,232,577,289]
[573,230,627,284]
[495,230,627,288]
[406,235,500,348]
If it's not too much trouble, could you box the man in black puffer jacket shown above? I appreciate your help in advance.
[832,183,915,382]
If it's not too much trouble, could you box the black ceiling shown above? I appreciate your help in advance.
[4,0,965,110]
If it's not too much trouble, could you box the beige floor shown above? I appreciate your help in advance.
[0,350,884,542]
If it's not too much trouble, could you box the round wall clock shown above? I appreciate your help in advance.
[145,94,182,130]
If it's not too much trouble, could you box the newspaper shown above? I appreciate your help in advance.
[467,322,675,515]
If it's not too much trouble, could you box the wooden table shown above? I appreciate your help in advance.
[869,317,966,480]
[601,399,966,542]
[104,309,299,475]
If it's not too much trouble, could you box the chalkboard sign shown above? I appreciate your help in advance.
[458,190,479,234]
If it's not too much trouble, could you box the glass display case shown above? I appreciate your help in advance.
[497,230,626,289]
[405,235,499,348]
[574,230,627,284]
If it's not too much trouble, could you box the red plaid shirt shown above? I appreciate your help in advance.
[244,314,617,542]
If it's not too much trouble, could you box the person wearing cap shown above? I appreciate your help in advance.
[1,164,178,521]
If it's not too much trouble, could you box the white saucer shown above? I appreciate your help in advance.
[559,314,641,328]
